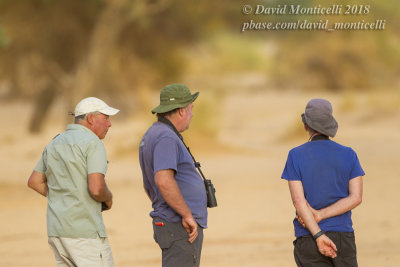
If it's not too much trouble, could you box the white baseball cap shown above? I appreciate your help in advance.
[74,97,120,117]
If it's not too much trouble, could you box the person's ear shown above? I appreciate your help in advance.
[178,107,185,117]
[87,114,94,125]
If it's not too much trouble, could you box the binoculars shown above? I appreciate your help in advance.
[204,179,218,208]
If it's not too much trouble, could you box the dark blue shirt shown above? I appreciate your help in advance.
[139,122,208,228]
[282,140,364,237]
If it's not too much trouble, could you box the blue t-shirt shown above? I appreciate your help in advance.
[281,140,364,237]
[139,122,208,228]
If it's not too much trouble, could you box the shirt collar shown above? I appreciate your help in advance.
[66,124,99,139]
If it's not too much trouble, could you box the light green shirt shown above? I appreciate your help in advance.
[35,124,108,238]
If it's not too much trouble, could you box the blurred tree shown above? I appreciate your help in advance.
[1,0,398,132]
[0,0,236,132]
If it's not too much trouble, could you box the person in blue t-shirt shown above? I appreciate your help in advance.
[139,84,207,267]
[282,98,364,267]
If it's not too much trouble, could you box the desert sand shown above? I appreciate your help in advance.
[1,90,399,266]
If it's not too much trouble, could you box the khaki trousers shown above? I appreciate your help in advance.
[48,237,114,267]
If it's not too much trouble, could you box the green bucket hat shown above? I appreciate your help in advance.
[152,83,199,114]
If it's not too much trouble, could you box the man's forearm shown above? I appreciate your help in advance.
[318,195,361,220]
[30,183,48,197]
[88,173,113,202]
[317,176,363,221]
[160,185,192,219]
[294,197,322,235]
[289,180,322,235]
[27,171,48,197]
[155,169,193,219]
[92,186,112,202]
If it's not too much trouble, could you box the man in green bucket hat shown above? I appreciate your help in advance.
[139,83,207,267]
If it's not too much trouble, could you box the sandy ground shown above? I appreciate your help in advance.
[1,90,399,266]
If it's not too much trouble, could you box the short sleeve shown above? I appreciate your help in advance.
[349,149,365,179]
[34,150,47,174]
[87,140,108,175]
[281,151,301,181]
[153,137,179,174]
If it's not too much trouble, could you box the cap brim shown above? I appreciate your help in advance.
[99,107,120,116]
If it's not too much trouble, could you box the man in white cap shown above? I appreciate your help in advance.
[281,99,364,267]
[28,97,119,267]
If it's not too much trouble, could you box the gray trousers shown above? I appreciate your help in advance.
[294,232,358,267]
[152,217,204,267]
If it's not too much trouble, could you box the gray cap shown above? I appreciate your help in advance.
[301,99,338,137]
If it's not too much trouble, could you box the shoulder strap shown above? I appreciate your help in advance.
[157,116,207,182]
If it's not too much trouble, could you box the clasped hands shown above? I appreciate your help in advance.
[297,203,337,259]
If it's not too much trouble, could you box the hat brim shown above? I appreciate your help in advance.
[301,113,338,137]
[152,92,199,114]
[98,107,120,116]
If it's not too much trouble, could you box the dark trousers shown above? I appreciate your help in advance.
[152,217,204,267]
[293,232,358,267]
